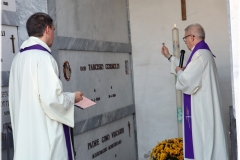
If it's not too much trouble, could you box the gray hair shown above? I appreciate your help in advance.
[185,23,205,40]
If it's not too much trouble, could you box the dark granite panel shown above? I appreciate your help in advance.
[2,71,10,87]
[229,106,237,160]
[1,132,14,149]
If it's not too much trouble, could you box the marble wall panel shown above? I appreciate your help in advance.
[55,0,129,43]
[74,114,136,160]
[58,50,133,122]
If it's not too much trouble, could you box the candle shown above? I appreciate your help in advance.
[172,24,180,58]
[172,24,183,138]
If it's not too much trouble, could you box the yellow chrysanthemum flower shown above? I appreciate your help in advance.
[150,138,183,160]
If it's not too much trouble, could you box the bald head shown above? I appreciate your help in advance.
[185,24,205,40]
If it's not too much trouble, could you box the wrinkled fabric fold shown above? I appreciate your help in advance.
[183,40,211,159]
[18,41,74,160]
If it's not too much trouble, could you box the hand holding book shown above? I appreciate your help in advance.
[74,96,96,109]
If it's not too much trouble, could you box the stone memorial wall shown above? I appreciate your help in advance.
[51,0,136,159]
[1,25,19,125]
[1,0,137,160]
[2,0,19,159]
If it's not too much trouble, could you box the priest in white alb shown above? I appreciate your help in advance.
[161,23,229,160]
[9,12,83,160]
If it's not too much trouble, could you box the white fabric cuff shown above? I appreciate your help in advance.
[177,70,183,77]
[63,92,75,110]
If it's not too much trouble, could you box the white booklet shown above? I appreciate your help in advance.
[74,96,96,109]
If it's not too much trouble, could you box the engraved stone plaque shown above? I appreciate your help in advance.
[59,51,133,123]
[1,87,10,125]
[74,115,136,160]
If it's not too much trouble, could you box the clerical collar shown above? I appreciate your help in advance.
[191,46,195,51]
[20,36,51,53]
[20,44,51,54]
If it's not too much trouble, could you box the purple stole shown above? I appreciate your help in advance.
[20,44,73,160]
[183,40,213,159]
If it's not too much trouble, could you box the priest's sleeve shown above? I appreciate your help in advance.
[170,56,180,75]
[175,54,204,94]
[37,54,75,127]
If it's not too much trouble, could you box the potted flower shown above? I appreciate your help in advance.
[150,138,183,160]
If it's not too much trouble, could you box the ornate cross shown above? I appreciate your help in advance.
[181,0,186,20]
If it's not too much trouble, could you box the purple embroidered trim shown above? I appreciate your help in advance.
[186,40,215,66]
[20,44,51,54]
[63,124,73,160]
[183,40,212,159]
[183,94,194,158]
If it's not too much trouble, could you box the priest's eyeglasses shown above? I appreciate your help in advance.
[183,35,195,42]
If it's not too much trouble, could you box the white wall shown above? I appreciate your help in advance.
[129,0,231,159]
[227,0,240,159]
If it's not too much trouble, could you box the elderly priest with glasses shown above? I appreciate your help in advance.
[161,23,229,160]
